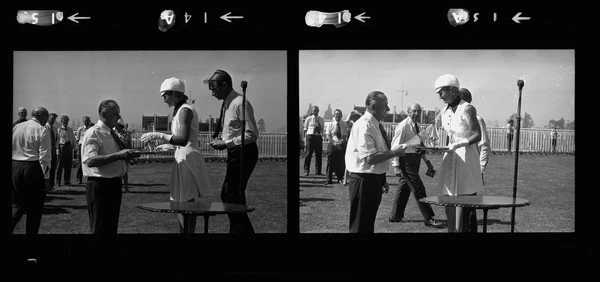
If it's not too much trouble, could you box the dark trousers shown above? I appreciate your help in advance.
[552,139,557,152]
[348,173,386,233]
[390,154,435,221]
[12,160,46,235]
[76,144,83,182]
[304,135,323,174]
[507,134,513,152]
[326,143,346,182]
[222,142,258,234]
[57,143,73,184]
[86,177,123,236]
[49,147,57,187]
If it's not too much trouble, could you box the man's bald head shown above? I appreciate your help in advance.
[31,107,49,125]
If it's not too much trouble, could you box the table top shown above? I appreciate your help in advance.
[137,201,255,216]
[419,195,531,209]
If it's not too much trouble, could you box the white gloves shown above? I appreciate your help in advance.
[447,138,470,152]
[140,132,172,143]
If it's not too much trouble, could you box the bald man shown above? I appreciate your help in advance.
[12,107,51,234]
[389,103,444,228]
[13,107,28,128]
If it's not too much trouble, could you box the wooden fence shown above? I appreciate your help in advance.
[376,123,575,153]
[130,131,288,158]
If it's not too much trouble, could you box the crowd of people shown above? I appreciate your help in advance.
[302,74,497,233]
[12,69,260,237]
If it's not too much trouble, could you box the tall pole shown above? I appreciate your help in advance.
[511,79,524,233]
[240,81,248,205]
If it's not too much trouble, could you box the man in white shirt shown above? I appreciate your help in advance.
[12,107,51,234]
[345,91,407,233]
[56,115,77,186]
[325,109,348,184]
[208,69,259,234]
[303,106,325,176]
[459,88,491,184]
[82,100,139,236]
[75,116,92,184]
[389,103,444,228]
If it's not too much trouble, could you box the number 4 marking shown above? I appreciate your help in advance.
[185,12,192,23]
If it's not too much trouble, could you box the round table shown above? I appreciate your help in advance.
[137,201,255,234]
[419,195,531,233]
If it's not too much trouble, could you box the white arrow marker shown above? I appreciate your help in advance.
[354,12,370,23]
[512,12,530,23]
[68,12,90,23]
[220,12,243,23]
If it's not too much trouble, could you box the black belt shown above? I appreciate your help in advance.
[59,142,72,146]
[87,176,122,181]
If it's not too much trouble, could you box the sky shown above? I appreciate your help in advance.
[13,51,287,132]
[299,50,575,128]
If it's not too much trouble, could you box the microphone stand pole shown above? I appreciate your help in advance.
[511,79,524,233]
[240,81,248,205]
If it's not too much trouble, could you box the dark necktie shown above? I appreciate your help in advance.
[50,126,56,148]
[110,129,126,150]
[213,101,225,139]
[379,123,391,150]
[414,122,424,146]
[335,122,342,139]
[314,118,321,135]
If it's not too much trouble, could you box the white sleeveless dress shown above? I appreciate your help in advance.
[170,104,214,202]
[438,100,484,196]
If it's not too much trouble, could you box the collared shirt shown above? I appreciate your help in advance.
[81,120,128,178]
[12,119,52,179]
[477,115,491,174]
[325,119,349,144]
[304,115,325,135]
[345,111,390,174]
[57,125,76,146]
[220,89,259,149]
[390,116,420,167]
[76,125,91,144]
[12,117,27,128]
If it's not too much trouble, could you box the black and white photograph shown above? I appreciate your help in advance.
[299,49,575,233]
[12,50,287,235]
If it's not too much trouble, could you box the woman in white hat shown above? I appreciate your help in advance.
[141,77,215,233]
[434,74,483,232]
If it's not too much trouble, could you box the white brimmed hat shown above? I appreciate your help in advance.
[160,77,185,96]
[434,74,460,93]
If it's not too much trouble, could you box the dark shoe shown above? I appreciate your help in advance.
[424,218,445,228]
[315,172,323,175]
[389,217,406,223]
[77,181,83,185]
[324,180,334,185]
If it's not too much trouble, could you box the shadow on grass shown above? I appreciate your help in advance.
[43,204,87,215]
[299,197,335,207]
[123,190,170,195]
[127,183,167,187]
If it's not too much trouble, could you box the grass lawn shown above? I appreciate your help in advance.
[300,153,575,233]
[13,160,287,234]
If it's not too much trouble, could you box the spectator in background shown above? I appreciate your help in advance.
[12,107,51,235]
[459,88,491,184]
[13,107,28,128]
[56,115,77,186]
[551,127,560,153]
[76,116,92,184]
[506,119,515,153]
[343,110,362,185]
[44,113,58,191]
[325,109,348,185]
[303,106,325,176]
[115,119,133,193]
